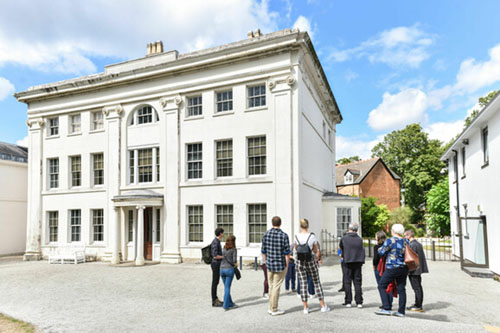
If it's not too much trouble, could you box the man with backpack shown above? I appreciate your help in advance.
[210,227,224,307]
[339,223,365,308]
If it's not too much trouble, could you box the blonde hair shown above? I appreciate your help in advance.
[300,218,309,229]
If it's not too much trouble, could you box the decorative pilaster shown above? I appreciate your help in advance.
[136,205,145,266]
[160,96,182,264]
[110,207,120,264]
[24,118,45,261]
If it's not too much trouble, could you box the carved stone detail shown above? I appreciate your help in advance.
[174,95,182,106]
[268,80,276,90]
[285,75,296,86]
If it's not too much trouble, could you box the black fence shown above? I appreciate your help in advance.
[321,229,458,262]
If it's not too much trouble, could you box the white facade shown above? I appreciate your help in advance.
[0,147,28,256]
[322,193,361,238]
[442,93,500,276]
[15,29,343,264]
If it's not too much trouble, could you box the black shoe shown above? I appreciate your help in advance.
[407,306,424,312]
[212,299,223,307]
[338,288,345,292]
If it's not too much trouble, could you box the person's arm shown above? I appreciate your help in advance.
[283,234,291,269]
[233,249,238,267]
[377,239,391,256]
[261,234,267,263]
[211,241,223,260]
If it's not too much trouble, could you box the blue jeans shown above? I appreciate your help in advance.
[379,267,408,314]
[297,274,315,295]
[374,269,393,308]
[220,268,235,309]
[285,261,296,290]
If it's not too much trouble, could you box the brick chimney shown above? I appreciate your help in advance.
[147,41,164,56]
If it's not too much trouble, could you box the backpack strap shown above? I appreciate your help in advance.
[295,235,303,246]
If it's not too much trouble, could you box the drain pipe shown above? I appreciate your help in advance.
[452,150,464,270]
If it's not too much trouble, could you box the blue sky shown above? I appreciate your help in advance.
[1,0,500,159]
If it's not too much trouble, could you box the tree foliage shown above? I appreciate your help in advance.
[371,124,445,222]
[360,197,380,237]
[375,205,391,231]
[464,90,499,128]
[425,177,450,237]
[337,156,361,165]
[388,207,413,226]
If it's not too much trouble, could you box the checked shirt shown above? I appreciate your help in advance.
[261,228,291,272]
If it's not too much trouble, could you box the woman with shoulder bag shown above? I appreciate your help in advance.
[220,235,238,311]
[294,218,330,314]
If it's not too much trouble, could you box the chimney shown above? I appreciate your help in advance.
[254,29,262,37]
[147,41,164,56]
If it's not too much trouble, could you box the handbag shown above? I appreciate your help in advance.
[201,245,212,265]
[234,267,241,280]
[404,243,420,271]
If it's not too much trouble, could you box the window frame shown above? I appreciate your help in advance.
[47,117,59,137]
[47,211,59,243]
[215,139,233,178]
[247,84,266,109]
[91,111,104,131]
[186,143,203,180]
[70,155,81,188]
[216,204,233,242]
[128,147,160,185]
[92,153,104,186]
[215,89,233,113]
[247,136,267,176]
[69,114,81,134]
[128,210,134,243]
[461,146,466,178]
[187,95,203,117]
[91,209,104,243]
[129,105,159,126]
[48,158,59,189]
[69,209,82,243]
[482,127,489,167]
[336,207,352,237]
[187,205,204,243]
[248,203,267,244]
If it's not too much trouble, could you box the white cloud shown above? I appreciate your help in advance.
[0,0,279,75]
[292,15,314,40]
[344,69,359,82]
[16,135,28,148]
[454,44,500,93]
[329,24,434,68]
[427,85,453,110]
[336,135,384,160]
[0,77,15,100]
[424,120,463,143]
[367,88,428,131]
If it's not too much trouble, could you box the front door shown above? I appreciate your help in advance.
[459,216,489,269]
[144,208,153,260]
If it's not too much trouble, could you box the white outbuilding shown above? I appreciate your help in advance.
[0,142,28,256]
[441,92,500,278]
[15,29,353,264]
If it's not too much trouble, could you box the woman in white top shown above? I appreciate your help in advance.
[294,218,330,314]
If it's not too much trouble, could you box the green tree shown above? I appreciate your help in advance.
[371,124,445,222]
[388,206,413,226]
[425,178,450,237]
[337,156,361,165]
[464,90,499,128]
[375,204,391,231]
[360,197,380,237]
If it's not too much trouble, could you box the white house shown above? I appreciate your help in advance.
[0,142,28,256]
[441,92,500,278]
[15,28,352,265]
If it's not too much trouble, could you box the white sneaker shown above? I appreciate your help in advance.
[268,309,272,314]
[311,294,318,299]
[271,310,285,316]
[303,308,309,314]
[321,305,331,312]
[357,304,363,309]
[345,303,352,308]
[297,294,302,299]
[263,293,269,299]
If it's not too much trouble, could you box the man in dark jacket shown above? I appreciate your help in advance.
[210,227,224,307]
[404,229,429,312]
[339,223,365,307]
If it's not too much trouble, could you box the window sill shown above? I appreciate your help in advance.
[481,162,489,169]
[244,106,267,113]
[89,129,105,134]
[46,135,60,140]
[213,111,234,117]
[67,132,82,137]
[184,115,204,121]
[129,122,160,129]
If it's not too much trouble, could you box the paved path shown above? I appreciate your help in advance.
[0,256,499,332]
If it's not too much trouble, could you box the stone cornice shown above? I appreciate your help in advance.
[102,104,124,118]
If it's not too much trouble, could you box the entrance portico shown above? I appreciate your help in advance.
[112,190,163,266]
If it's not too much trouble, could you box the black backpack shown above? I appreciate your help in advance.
[201,245,212,264]
[296,234,313,261]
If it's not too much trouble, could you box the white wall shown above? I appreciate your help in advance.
[322,198,361,238]
[0,160,27,255]
[448,103,500,275]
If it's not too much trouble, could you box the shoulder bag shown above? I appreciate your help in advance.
[404,243,420,271]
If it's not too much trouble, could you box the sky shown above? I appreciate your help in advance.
[1,0,500,159]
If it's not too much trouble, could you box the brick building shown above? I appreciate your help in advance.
[336,158,401,210]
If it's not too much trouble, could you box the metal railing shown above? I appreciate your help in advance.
[321,229,458,262]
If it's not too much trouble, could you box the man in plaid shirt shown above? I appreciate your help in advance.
[261,216,291,316]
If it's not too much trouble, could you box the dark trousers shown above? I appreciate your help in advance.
[297,274,315,295]
[379,266,409,314]
[409,274,423,308]
[285,261,296,290]
[375,269,393,308]
[211,261,221,302]
[344,262,363,304]
[261,264,269,294]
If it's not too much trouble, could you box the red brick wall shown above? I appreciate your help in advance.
[337,184,360,196]
[359,161,400,210]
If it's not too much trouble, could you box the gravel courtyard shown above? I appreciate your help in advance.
[0,256,499,333]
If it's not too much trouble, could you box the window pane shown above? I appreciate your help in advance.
[248,136,266,175]
[93,153,104,185]
[92,209,104,242]
[70,209,81,242]
[49,158,59,188]
[71,156,81,187]
[216,205,233,242]
[216,140,233,177]
[248,204,266,243]
[188,205,203,242]
[215,90,233,113]
[187,143,202,179]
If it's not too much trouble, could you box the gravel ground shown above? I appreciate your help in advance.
[0,255,499,333]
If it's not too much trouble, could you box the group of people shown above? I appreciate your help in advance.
[209,216,428,318]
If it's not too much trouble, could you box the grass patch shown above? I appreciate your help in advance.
[0,313,36,333]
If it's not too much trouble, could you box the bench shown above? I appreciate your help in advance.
[237,247,262,270]
[48,245,86,264]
